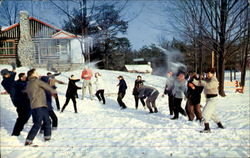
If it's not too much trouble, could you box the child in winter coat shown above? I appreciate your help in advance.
[171,71,187,120]
[61,75,81,113]
[132,75,146,109]
[94,72,105,104]
[192,68,224,133]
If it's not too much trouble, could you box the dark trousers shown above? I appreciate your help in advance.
[134,95,145,109]
[95,89,105,104]
[185,99,202,121]
[41,110,58,130]
[173,97,186,118]
[12,106,31,136]
[168,94,174,115]
[54,94,60,110]
[26,107,51,142]
[117,92,127,108]
[61,97,77,113]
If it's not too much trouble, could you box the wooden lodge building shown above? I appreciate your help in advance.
[0,11,90,71]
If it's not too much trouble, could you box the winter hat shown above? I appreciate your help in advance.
[1,69,9,76]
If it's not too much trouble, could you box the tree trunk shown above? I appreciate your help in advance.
[217,0,227,97]
[230,68,232,82]
[218,53,226,96]
[240,24,249,87]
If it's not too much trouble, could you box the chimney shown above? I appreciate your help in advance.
[18,11,35,67]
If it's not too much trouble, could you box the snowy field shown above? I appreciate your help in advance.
[0,64,249,158]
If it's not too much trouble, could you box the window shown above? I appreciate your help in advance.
[60,40,68,54]
[0,40,16,57]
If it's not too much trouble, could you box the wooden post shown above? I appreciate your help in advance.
[212,51,215,68]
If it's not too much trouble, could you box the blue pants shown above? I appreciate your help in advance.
[26,107,51,142]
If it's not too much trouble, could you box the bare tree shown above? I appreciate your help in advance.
[0,0,21,25]
[240,7,250,88]
[163,0,249,96]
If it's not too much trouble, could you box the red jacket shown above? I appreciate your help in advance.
[81,69,93,80]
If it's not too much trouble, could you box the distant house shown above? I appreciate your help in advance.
[125,62,152,74]
[0,11,92,70]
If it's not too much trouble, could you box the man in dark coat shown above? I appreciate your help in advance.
[1,68,16,103]
[132,75,146,109]
[117,76,127,109]
[1,66,32,136]
[138,85,159,113]
[61,75,81,113]
[1,69,32,136]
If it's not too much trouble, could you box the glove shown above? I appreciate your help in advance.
[11,62,16,70]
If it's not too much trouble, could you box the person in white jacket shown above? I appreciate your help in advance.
[192,68,224,133]
[94,72,105,104]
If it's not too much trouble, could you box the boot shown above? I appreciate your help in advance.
[149,108,154,113]
[217,122,224,129]
[200,123,211,133]
[24,141,33,146]
[154,107,158,113]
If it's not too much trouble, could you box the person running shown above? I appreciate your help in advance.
[192,68,224,133]
[117,76,127,109]
[61,75,81,113]
[138,84,159,113]
[132,75,146,109]
[162,71,174,115]
[171,71,187,120]
[24,69,57,146]
[94,72,105,104]
[81,66,93,100]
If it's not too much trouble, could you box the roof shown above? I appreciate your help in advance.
[125,64,152,73]
[1,17,61,32]
[52,30,77,39]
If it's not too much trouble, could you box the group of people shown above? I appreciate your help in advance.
[0,65,224,146]
[162,68,224,133]
[0,66,107,146]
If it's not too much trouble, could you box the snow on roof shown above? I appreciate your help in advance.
[125,64,152,73]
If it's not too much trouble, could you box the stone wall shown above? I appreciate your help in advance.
[17,11,35,67]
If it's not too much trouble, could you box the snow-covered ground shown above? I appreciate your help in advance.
[0,65,249,158]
